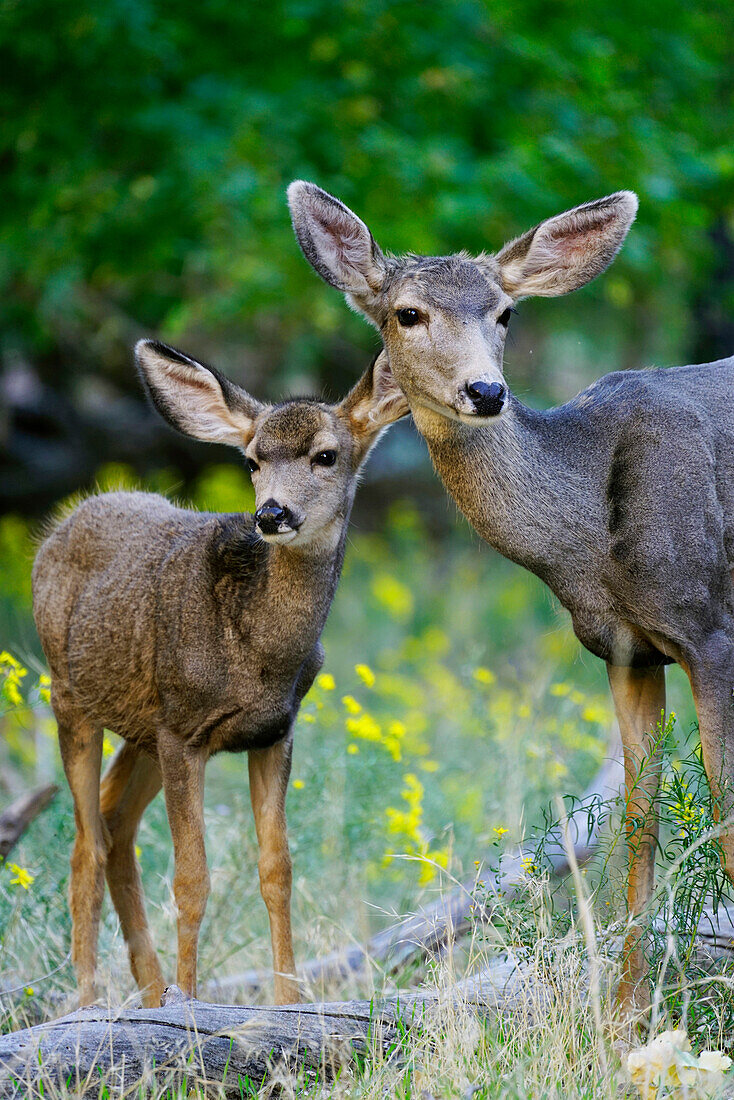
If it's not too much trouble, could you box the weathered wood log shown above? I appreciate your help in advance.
[0,785,58,861]
[206,741,625,1001]
[0,961,541,1098]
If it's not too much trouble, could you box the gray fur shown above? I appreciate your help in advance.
[289,181,734,1015]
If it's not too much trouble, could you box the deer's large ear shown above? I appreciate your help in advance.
[287,181,387,317]
[495,191,638,299]
[135,340,264,448]
[338,351,409,460]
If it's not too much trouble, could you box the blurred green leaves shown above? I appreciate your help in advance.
[1,0,732,394]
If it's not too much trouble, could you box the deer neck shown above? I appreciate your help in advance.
[263,523,348,641]
[411,398,602,601]
[214,511,350,662]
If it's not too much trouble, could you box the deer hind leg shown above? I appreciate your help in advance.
[100,743,165,1007]
[157,733,208,998]
[249,735,299,1004]
[684,632,734,881]
[607,662,666,1024]
[57,717,106,1006]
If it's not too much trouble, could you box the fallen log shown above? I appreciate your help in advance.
[0,785,58,861]
[0,960,543,1098]
[206,740,625,1001]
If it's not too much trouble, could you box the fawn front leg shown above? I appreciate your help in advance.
[57,717,106,1007]
[158,734,208,998]
[249,735,299,1004]
[607,662,666,1024]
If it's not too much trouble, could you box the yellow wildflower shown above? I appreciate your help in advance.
[355,664,376,688]
[316,672,335,691]
[347,744,359,755]
[38,673,51,704]
[346,713,382,742]
[341,695,362,715]
[550,682,570,697]
[8,863,34,889]
[371,573,414,620]
[473,666,495,685]
[293,779,305,790]
[493,826,508,837]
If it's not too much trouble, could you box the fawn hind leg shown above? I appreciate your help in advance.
[607,663,666,1023]
[100,743,165,1007]
[57,715,106,1006]
[249,735,299,1004]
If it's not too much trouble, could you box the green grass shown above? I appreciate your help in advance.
[1,468,733,1097]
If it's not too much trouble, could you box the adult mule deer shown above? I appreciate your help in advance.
[288,180,734,1019]
[32,340,408,1008]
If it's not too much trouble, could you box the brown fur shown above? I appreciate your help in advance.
[32,341,407,1008]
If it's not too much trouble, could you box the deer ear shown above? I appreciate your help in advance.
[287,181,387,315]
[496,191,638,299]
[338,351,409,458]
[135,340,264,448]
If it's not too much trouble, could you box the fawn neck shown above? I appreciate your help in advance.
[214,510,351,660]
[412,399,604,607]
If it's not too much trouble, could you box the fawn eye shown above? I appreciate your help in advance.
[397,308,421,327]
[312,450,337,467]
[497,307,515,328]
[246,457,260,473]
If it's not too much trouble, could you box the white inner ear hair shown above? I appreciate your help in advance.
[312,209,377,293]
[162,362,251,444]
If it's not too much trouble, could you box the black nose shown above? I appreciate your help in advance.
[466,380,506,417]
[255,499,292,535]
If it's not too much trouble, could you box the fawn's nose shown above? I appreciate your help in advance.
[466,380,506,417]
[255,500,293,534]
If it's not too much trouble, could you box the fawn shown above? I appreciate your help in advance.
[32,339,408,1007]
[288,179,734,1020]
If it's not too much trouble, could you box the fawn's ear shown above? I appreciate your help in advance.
[494,191,638,299]
[338,351,409,459]
[288,181,387,319]
[135,340,264,447]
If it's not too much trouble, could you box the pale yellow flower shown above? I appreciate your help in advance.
[316,672,335,691]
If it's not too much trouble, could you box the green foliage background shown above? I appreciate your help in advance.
[2,0,732,415]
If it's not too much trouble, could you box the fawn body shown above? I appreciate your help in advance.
[289,180,734,1019]
[32,340,407,1007]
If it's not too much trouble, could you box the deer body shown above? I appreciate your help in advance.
[33,341,407,1009]
[415,359,734,667]
[289,179,734,1021]
[35,494,335,757]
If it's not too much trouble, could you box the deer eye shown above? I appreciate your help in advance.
[246,457,260,473]
[312,450,337,467]
[497,307,516,327]
[396,308,421,327]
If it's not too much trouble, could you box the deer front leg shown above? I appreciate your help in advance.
[607,662,666,1024]
[57,717,106,1007]
[158,734,208,998]
[100,743,165,1007]
[249,735,299,1004]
